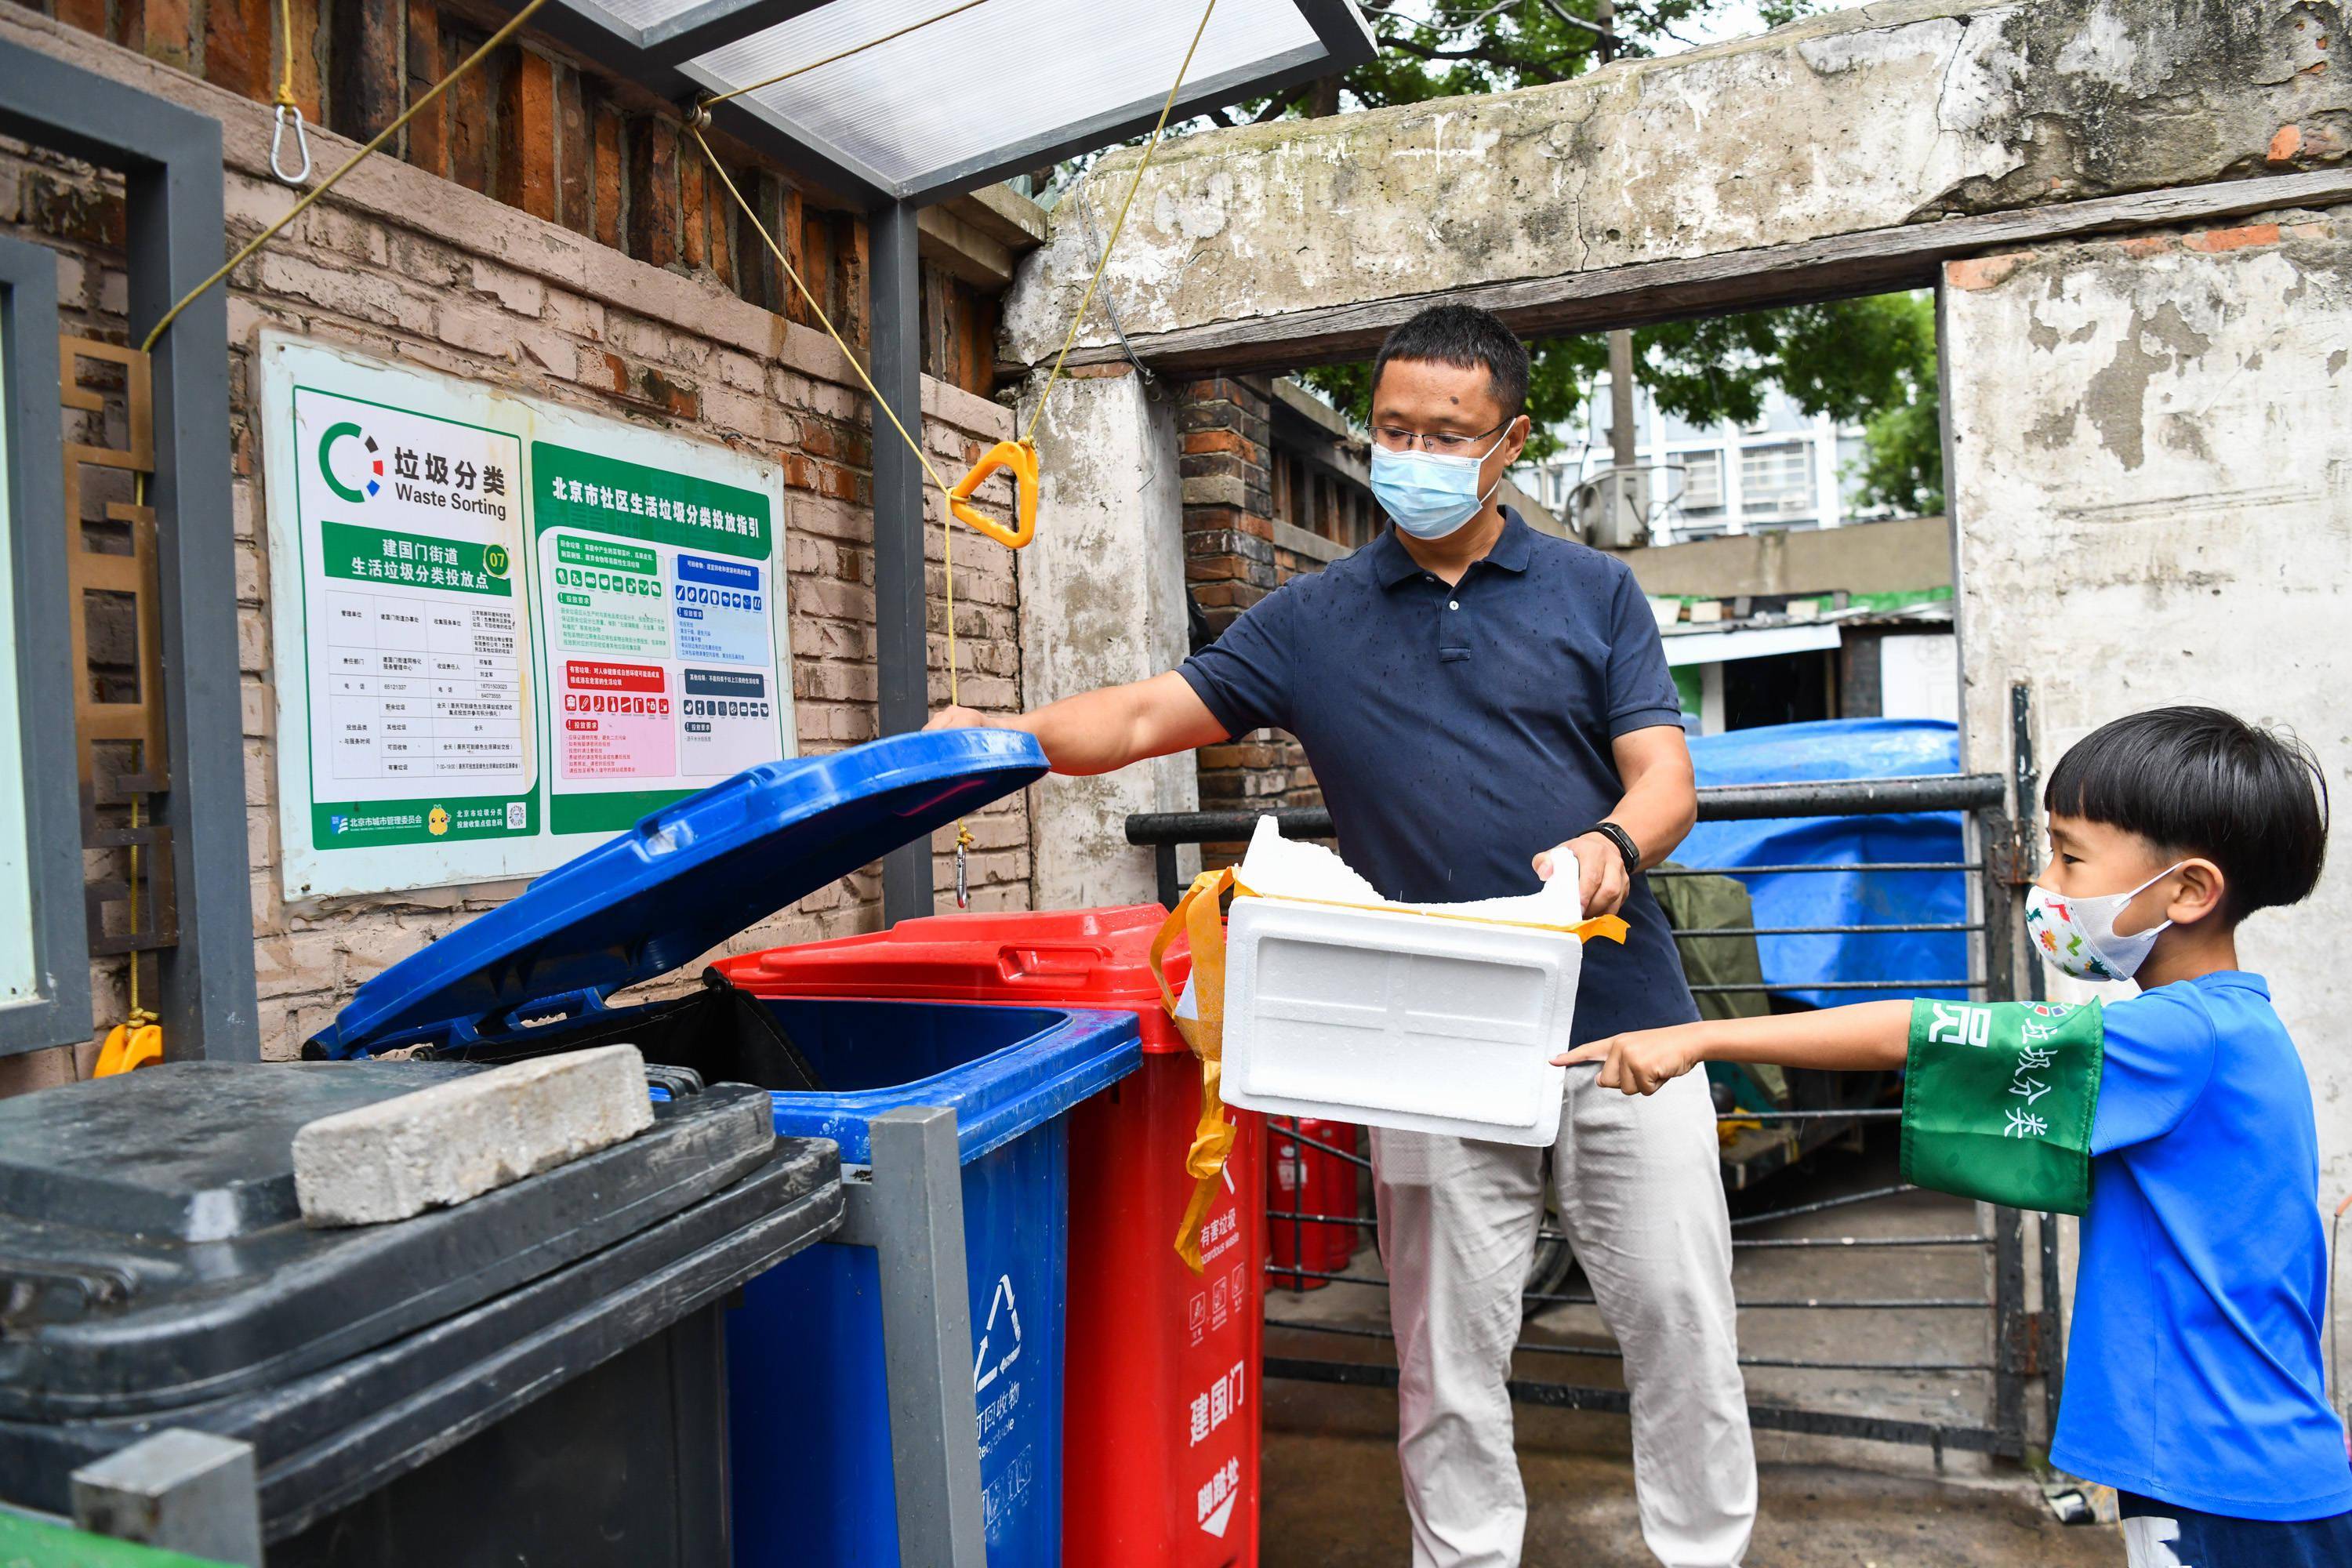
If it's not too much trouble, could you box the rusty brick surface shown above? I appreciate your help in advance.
[498,47,557,222]
[140,0,191,71]
[402,0,444,176]
[557,64,588,235]
[54,0,107,40]
[707,158,732,289]
[206,0,274,99]
[627,115,679,268]
[287,0,322,119]
[327,0,401,141]
[445,22,493,193]
[590,89,622,249]
[680,140,706,271]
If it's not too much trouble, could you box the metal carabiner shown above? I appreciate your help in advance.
[270,103,313,186]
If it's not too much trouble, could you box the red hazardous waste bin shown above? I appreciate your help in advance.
[720,905,1265,1566]
[1267,1119,1359,1291]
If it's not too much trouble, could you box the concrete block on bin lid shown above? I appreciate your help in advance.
[293,1046,655,1227]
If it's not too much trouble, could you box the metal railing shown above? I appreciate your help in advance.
[1129,760,2063,1462]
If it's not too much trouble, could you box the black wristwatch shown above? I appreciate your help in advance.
[1584,820,1641,880]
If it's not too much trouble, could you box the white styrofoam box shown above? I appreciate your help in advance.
[1219,896,1584,1147]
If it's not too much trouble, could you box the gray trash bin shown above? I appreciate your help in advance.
[0,1059,841,1566]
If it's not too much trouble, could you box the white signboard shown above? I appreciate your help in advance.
[262,335,794,897]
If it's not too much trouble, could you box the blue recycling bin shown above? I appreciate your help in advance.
[307,731,1142,1568]
[730,997,1135,1566]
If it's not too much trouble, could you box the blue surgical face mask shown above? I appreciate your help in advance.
[1370,431,1508,540]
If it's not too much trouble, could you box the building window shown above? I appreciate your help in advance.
[1740,441,1814,517]
[1671,448,1723,512]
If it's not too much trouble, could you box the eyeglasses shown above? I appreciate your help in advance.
[1370,421,1507,456]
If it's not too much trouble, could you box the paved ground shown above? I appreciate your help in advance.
[1261,1417,2120,1566]
[1258,1125,2118,1565]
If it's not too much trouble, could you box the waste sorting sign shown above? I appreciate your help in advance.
[261,334,793,897]
[532,441,784,836]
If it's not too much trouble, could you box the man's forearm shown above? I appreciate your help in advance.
[1696,1000,1912,1072]
[1602,764,1697,871]
[1007,687,1148,775]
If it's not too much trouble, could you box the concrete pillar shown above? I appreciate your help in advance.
[1017,368,1197,907]
[1942,209,2352,1350]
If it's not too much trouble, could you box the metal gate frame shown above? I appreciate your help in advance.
[1128,741,2062,1461]
[0,37,256,1061]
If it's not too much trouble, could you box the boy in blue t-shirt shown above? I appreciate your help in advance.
[1557,706,2349,1565]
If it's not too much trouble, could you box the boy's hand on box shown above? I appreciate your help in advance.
[1554,1025,1708,1095]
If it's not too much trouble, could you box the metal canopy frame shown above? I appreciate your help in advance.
[491,0,1375,206]
[482,0,1372,922]
[0,38,259,1060]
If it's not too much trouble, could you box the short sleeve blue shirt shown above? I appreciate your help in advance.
[1178,512,1698,1044]
[2052,972,2352,1520]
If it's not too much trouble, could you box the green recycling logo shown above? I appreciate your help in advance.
[319,421,383,505]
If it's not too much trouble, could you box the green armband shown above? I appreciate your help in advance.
[1900,1000,2103,1216]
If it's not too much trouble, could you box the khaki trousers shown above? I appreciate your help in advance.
[1372,1068,1756,1567]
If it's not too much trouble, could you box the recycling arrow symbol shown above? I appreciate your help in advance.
[973,1273,1023,1396]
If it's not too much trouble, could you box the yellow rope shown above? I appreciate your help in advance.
[693,128,984,877]
[693,129,953,499]
[1019,0,1218,446]
[699,0,993,109]
[274,0,299,109]
[108,0,545,1056]
[139,0,550,361]
[695,0,1213,897]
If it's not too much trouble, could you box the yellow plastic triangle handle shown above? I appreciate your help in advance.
[95,1022,163,1076]
[948,440,1039,550]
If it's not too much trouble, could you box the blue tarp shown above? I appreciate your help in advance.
[1680,718,1968,1009]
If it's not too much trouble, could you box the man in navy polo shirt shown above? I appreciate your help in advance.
[930,304,1754,1567]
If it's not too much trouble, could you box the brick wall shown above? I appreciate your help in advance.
[24,0,1001,394]
[1,12,1029,1080]
[1176,374,1326,862]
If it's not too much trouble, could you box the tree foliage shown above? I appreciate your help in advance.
[1260,0,1940,516]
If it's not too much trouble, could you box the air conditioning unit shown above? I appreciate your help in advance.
[1572,466,1651,549]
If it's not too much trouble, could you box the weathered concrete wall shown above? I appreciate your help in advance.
[0,10,1028,1080]
[1944,208,2352,1345]
[1618,515,1954,600]
[1003,0,2347,364]
[1016,368,1197,906]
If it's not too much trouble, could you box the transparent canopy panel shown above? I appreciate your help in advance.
[691,0,1333,193]
[593,0,714,29]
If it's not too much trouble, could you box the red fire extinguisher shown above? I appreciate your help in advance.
[1268,1118,1359,1290]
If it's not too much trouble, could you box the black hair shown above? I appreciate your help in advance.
[1369,303,1530,423]
[2043,706,2329,923]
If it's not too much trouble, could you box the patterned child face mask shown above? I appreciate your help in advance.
[2024,866,2183,982]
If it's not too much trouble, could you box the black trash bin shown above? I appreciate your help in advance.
[0,1058,842,1566]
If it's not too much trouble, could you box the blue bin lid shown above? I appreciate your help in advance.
[314,730,1048,1056]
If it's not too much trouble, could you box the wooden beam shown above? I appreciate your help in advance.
[916,203,1016,289]
[1000,169,2352,379]
[941,183,1047,252]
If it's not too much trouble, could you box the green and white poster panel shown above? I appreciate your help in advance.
[261,334,793,897]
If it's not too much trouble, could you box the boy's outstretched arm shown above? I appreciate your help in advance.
[1554,1000,1913,1095]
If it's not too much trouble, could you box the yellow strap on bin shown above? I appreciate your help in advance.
[1230,882,1629,945]
[1151,867,1236,1274]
